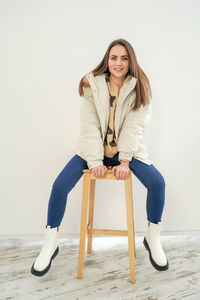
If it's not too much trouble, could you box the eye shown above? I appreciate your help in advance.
[110,57,128,60]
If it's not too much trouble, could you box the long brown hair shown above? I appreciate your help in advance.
[78,38,152,111]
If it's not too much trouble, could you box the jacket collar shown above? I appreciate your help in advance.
[94,72,137,97]
[86,71,137,107]
[85,72,137,135]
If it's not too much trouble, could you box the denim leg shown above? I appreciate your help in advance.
[105,152,166,223]
[46,154,88,228]
[129,157,166,223]
[46,152,165,228]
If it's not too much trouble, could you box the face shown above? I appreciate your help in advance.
[108,44,130,79]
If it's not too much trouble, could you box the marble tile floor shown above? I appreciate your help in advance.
[0,233,200,300]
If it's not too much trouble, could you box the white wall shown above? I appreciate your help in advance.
[1,0,200,235]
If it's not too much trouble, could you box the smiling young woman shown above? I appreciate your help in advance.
[31,38,169,278]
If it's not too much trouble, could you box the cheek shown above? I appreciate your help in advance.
[124,61,129,69]
[108,60,115,69]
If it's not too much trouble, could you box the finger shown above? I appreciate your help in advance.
[118,172,122,180]
[119,171,123,179]
[123,172,128,179]
[115,170,120,180]
[100,168,103,177]
[114,168,118,174]
[124,172,129,179]
[122,171,126,179]
[104,167,107,175]
[120,171,125,180]
[94,169,98,177]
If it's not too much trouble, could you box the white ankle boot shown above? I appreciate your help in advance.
[31,225,59,276]
[143,221,169,271]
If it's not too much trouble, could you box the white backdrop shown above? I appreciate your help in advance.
[1,0,200,235]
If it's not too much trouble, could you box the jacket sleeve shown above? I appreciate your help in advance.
[79,86,104,169]
[118,97,152,162]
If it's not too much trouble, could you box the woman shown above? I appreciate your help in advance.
[31,38,169,277]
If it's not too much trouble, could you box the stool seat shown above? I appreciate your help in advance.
[77,165,136,283]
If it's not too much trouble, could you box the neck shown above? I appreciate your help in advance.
[109,74,126,89]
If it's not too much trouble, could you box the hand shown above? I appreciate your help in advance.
[91,165,107,177]
[112,163,130,180]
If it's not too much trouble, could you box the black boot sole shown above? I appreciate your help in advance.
[31,246,59,277]
[143,237,169,271]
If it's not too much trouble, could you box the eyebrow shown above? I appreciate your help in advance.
[110,55,128,57]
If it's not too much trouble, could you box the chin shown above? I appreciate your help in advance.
[111,71,127,78]
[111,70,128,78]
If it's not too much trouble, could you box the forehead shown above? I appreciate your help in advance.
[109,45,128,56]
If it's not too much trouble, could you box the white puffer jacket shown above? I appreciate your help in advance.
[74,72,153,169]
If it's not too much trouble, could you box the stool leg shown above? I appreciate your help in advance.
[125,176,136,283]
[77,173,90,279]
[87,179,96,254]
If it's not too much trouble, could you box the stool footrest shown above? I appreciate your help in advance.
[87,228,128,236]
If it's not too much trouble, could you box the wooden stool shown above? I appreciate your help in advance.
[77,165,136,283]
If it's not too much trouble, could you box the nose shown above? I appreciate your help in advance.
[115,59,123,66]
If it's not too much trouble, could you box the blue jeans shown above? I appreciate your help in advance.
[46,153,165,228]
